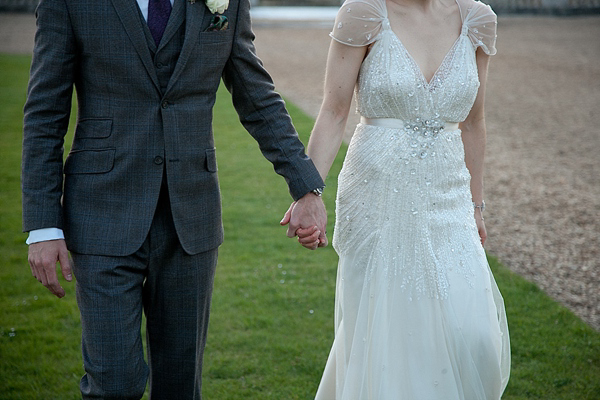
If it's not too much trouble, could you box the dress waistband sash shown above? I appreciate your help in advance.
[360,117,460,132]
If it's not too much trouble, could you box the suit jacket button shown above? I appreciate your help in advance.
[154,156,164,165]
[161,101,169,109]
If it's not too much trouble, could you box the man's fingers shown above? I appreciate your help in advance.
[28,256,40,281]
[58,248,73,282]
[33,263,47,286]
[39,257,65,298]
[44,271,66,298]
[280,202,295,226]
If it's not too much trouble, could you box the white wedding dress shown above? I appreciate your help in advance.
[315,0,510,399]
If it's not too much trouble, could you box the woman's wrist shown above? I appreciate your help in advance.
[473,200,485,221]
[472,200,485,213]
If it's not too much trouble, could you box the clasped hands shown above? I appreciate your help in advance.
[280,192,328,250]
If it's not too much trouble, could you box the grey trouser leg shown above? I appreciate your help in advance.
[73,188,218,399]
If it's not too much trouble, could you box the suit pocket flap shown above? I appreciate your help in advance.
[205,148,217,172]
[64,149,116,174]
[75,118,113,139]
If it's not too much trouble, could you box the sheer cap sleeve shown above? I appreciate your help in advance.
[459,0,498,55]
[330,0,386,47]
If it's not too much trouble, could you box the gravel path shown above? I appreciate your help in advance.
[1,12,598,330]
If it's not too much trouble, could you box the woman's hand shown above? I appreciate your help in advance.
[475,210,487,246]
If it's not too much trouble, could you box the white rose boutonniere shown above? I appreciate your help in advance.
[204,0,229,14]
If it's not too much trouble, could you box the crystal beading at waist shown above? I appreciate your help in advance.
[360,117,459,132]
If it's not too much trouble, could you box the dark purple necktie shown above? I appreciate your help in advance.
[148,0,172,46]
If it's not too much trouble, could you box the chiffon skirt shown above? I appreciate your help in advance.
[315,123,510,399]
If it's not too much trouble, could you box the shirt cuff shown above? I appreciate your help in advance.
[26,228,65,245]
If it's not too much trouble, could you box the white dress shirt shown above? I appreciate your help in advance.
[27,0,176,245]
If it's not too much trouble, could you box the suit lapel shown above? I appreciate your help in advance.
[110,0,161,93]
[164,0,206,95]
[158,0,185,52]
[140,20,158,56]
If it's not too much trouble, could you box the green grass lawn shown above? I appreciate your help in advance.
[1,53,599,399]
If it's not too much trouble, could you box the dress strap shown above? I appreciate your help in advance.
[458,0,498,55]
[330,0,387,47]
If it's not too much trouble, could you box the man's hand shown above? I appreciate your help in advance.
[280,193,328,250]
[28,239,72,298]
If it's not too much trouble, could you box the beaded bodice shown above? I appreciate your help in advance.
[356,23,479,123]
[331,0,497,123]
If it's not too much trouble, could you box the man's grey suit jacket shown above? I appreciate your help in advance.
[22,0,324,256]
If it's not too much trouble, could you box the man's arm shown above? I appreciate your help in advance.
[23,0,77,232]
[221,0,327,248]
[23,0,77,296]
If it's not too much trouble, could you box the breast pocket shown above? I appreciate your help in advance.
[197,31,234,66]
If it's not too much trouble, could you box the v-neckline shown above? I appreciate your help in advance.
[384,0,464,86]
[394,32,463,87]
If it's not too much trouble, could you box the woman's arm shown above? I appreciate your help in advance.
[281,39,367,249]
[307,40,368,180]
[460,47,491,245]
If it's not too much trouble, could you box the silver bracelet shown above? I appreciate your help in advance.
[473,200,485,213]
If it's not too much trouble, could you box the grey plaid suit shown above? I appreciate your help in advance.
[22,0,324,398]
